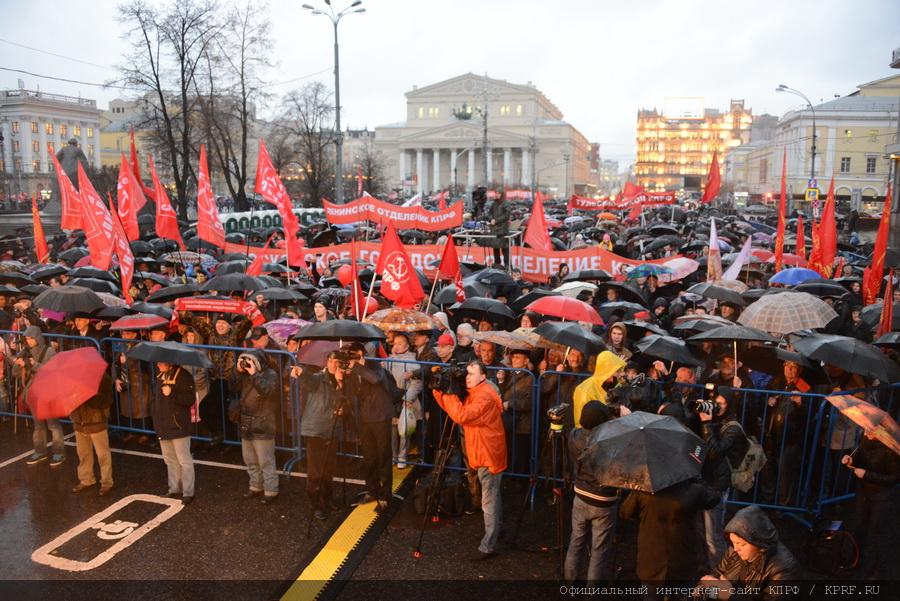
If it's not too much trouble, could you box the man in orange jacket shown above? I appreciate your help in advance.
[433,360,507,560]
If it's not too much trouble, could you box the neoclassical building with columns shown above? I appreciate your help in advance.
[374,73,592,198]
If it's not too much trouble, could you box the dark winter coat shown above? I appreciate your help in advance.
[70,373,113,434]
[569,426,618,508]
[297,368,348,439]
[348,362,402,424]
[230,367,279,440]
[852,435,900,500]
[619,478,721,583]
[702,413,750,491]
[499,369,534,435]
[715,506,801,600]
[151,366,196,440]
[486,199,511,247]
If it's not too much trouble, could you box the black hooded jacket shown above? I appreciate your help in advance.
[701,405,750,491]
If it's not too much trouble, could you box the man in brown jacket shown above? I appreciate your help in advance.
[71,372,115,495]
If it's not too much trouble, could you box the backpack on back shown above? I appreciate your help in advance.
[723,420,766,493]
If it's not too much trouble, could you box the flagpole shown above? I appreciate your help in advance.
[425,273,440,310]
[106,193,147,302]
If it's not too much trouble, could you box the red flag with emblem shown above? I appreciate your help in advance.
[523,191,552,252]
[76,163,115,271]
[808,217,823,275]
[116,154,145,241]
[862,186,892,305]
[49,150,83,231]
[700,150,721,204]
[108,193,135,305]
[31,196,49,264]
[255,140,302,266]
[795,214,806,260]
[375,223,424,309]
[196,145,226,248]
[774,150,787,272]
[877,269,895,338]
[148,157,184,249]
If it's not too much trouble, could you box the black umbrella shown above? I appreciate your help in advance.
[145,283,200,303]
[150,238,181,252]
[58,248,89,263]
[641,235,683,255]
[20,284,48,296]
[0,284,21,296]
[130,302,174,320]
[509,289,561,313]
[581,412,705,493]
[28,264,69,281]
[434,281,490,305]
[68,278,120,294]
[671,314,735,335]
[259,288,305,302]
[69,266,118,283]
[563,269,613,282]
[291,282,320,296]
[740,346,814,375]
[533,321,606,355]
[0,272,36,286]
[296,320,386,342]
[262,263,290,274]
[471,269,517,287]
[688,325,778,344]
[791,334,900,382]
[135,271,172,287]
[873,332,900,349]
[648,223,679,236]
[127,341,214,368]
[618,320,670,337]
[740,288,769,303]
[130,240,153,255]
[687,282,746,307]
[95,305,132,320]
[182,237,220,251]
[456,297,516,323]
[215,260,250,275]
[635,334,705,367]
[202,273,267,292]
[311,230,337,247]
[598,301,649,322]
[597,282,647,305]
[793,280,851,299]
[33,286,105,314]
[860,302,900,330]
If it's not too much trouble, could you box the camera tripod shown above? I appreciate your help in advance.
[510,419,569,578]
[412,414,458,558]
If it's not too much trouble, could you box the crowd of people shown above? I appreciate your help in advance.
[1,192,898,596]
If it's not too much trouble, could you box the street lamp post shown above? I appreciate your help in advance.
[302,1,365,204]
[776,84,817,183]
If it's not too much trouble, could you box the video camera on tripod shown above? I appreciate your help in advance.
[427,362,468,395]
[546,403,570,431]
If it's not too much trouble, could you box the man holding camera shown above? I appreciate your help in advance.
[230,351,280,504]
[432,360,506,560]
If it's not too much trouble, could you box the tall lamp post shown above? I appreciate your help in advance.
[776,84,817,183]
[302,1,365,204]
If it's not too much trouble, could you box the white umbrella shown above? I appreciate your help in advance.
[553,281,598,299]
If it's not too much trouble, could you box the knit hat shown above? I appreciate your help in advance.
[580,400,614,429]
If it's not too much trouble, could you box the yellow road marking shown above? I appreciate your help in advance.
[281,466,412,601]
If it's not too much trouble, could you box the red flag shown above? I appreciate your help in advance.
[129,126,154,204]
[246,234,276,277]
[255,140,302,265]
[808,217,823,275]
[818,177,837,277]
[877,269,895,338]
[626,203,642,222]
[436,190,448,211]
[375,223,425,309]
[148,157,185,249]
[523,191,552,252]
[116,154,146,241]
[795,214,806,260]
[436,234,465,301]
[773,150,787,272]
[862,186,893,305]
[76,163,115,271]
[700,150,721,204]
[108,193,135,305]
[348,242,371,320]
[617,181,643,206]
[196,144,226,248]
[31,196,49,264]
[49,149,83,231]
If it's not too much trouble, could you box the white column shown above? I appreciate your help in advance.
[398,149,406,184]
[522,149,531,187]
[79,123,89,162]
[433,148,441,192]
[415,148,424,195]
[486,148,493,184]
[450,149,458,192]
[503,148,512,186]
[38,123,48,173]
[467,149,475,191]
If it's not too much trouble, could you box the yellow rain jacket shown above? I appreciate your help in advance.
[572,351,626,426]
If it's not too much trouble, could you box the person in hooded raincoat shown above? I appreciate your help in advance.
[572,350,626,427]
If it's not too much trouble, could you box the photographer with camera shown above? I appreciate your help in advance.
[564,401,620,585]
[230,351,280,504]
[432,360,506,560]
[290,351,351,520]
[698,386,750,572]
[607,361,659,414]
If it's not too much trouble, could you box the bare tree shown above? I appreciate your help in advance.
[281,82,335,207]
[114,0,222,220]
[354,138,387,197]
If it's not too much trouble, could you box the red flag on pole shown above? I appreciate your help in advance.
[246,234,276,277]
[773,150,787,272]
[706,217,723,282]
[375,223,425,309]
[49,149,83,231]
[31,196,49,264]
[129,126,154,203]
[818,177,837,277]
[795,214,806,260]
[148,157,184,249]
[877,269,895,338]
[700,150,721,204]
[523,191,552,252]
[116,154,145,241]
[255,140,303,266]
[862,186,893,305]
[436,190,448,211]
[348,242,372,319]
[196,145,226,248]
[808,217,822,275]
[75,163,115,271]
[108,193,135,305]
[437,234,465,301]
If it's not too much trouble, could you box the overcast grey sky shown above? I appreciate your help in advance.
[2,0,898,165]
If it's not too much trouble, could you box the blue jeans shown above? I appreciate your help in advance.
[703,490,728,570]
[33,418,64,456]
[242,438,278,495]
[477,468,502,553]
[564,496,617,584]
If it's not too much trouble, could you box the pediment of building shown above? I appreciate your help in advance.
[398,121,531,147]
[407,73,536,99]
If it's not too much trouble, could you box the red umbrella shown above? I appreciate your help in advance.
[109,313,169,331]
[766,253,808,267]
[26,347,108,420]
[525,295,604,325]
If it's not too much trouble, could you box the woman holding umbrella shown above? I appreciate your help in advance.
[152,360,197,504]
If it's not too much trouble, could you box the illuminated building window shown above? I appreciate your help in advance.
[499,105,511,116]
[32,159,40,172]
[418,107,424,118]
[12,140,19,152]
[11,121,19,133]
[48,142,55,154]
[87,127,94,138]
[45,123,53,135]
[32,140,39,153]
[60,124,67,136]
[31,122,38,134]
[843,129,852,138]
[515,104,523,116]
[74,125,81,136]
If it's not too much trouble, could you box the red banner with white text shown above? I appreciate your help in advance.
[322,196,463,231]
[174,297,266,326]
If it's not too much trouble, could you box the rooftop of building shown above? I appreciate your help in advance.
[1,89,100,111]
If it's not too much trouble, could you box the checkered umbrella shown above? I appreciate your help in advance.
[737,291,837,334]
